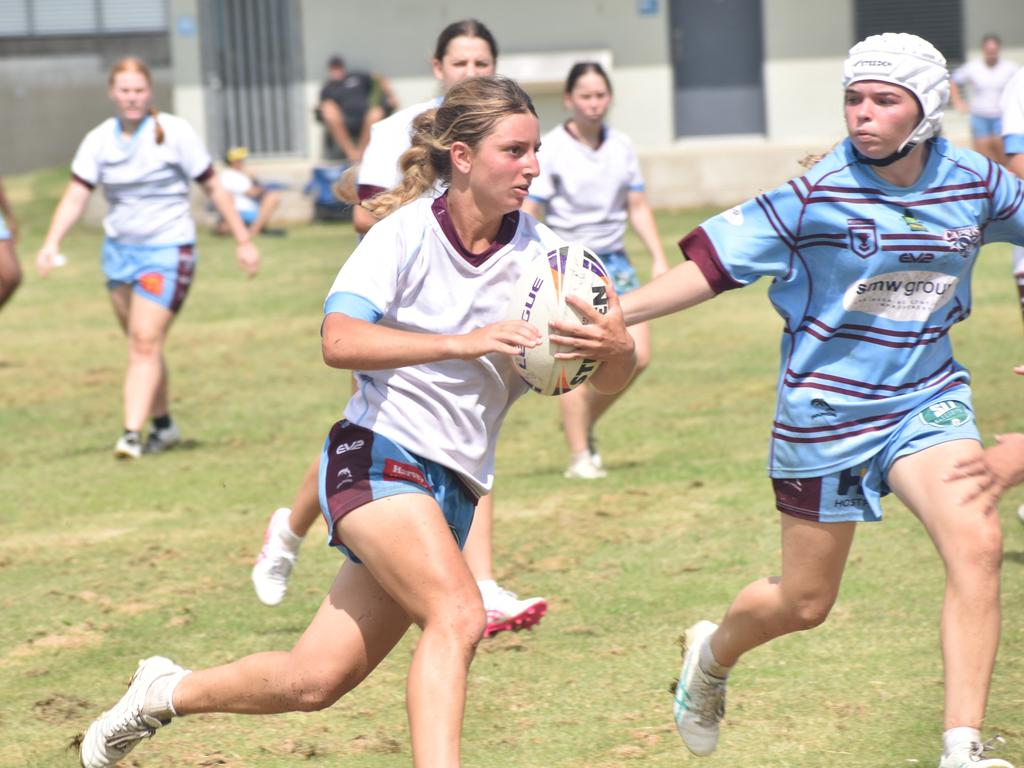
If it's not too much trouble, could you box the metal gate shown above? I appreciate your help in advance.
[199,0,305,157]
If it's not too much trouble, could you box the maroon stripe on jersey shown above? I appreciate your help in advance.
[71,173,95,190]
[801,317,946,339]
[773,477,823,521]
[797,233,845,241]
[923,180,987,193]
[815,184,884,194]
[783,367,959,400]
[772,419,905,443]
[757,194,797,247]
[881,244,958,251]
[786,356,954,389]
[799,240,846,249]
[806,192,991,206]
[798,323,950,349]
[679,227,744,294]
[194,164,214,183]
[881,233,946,240]
[169,245,196,314]
[789,178,808,203]
[773,409,908,434]
[994,182,1024,220]
[357,184,386,201]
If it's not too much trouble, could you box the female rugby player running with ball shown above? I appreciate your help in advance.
[79,75,635,768]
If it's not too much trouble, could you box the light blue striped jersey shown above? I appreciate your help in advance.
[685,137,1024,477]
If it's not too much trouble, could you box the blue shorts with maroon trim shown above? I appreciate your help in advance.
[599,251,641,295]
[772,386,980,523]
[317,419,478,564]
[102,239,196,313]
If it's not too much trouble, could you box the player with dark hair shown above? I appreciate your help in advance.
[525,61,669,479]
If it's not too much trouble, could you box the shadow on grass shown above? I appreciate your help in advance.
[1003,549,1024,565]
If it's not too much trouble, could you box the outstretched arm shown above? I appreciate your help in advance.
[619,259,716,326]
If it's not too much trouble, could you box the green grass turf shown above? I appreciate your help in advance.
[0,168,1022,766]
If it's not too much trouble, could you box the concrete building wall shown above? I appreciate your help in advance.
[0,33,171,174]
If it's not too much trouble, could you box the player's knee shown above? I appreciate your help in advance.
[0,266,22,302]
[128,330,163,358]
[787,594,836,631]
[634,345,652,373]
[289,666,363,712]
[953,518,1004,577]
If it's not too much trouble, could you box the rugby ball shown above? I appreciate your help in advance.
[506,244,612,395]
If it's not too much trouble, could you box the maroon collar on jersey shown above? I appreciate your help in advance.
[432,193,519,267]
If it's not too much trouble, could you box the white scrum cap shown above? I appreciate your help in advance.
[843,32,950,151]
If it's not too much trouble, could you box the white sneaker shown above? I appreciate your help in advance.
[113,433,142,460]
[251,508,298,606]
[673,620,727,756]
[79,656,187,768]
[144,422,181,454]
[939,737,1013,767]
[564,454,606,479]
[482,586,547,638]
[1017,504,1024,526]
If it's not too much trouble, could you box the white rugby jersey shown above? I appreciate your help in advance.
[324,194,563,495]
[357,97,441,198]
[685,136,1024,477]
[71,113,212,245]
[529,123,644,255]
[1001,68,1024,154]
[953,58,1019,118]
[219,167,258,216]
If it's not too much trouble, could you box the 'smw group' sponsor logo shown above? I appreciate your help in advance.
[843,270,959,321]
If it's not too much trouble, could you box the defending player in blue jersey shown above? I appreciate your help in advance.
[620,33,1020,767]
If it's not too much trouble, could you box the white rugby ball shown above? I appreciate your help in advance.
[506,244,612,395]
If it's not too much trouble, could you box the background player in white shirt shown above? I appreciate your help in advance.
[78,75,635,768]
[524,62,669,480]
[0,174,20,312]
[216,145,284,237]
[951,33,1018,165]
[252,19,550,642]
[619,34,1019,768]
[36,57,259,460]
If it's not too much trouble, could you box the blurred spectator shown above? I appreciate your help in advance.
[0,174,21,311]
[317,55,397,162]
[951,34,1018,164]
[216,146,286,237]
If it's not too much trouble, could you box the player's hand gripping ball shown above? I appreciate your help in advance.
[505,244,612,395]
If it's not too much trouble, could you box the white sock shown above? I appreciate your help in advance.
[698,636,731,679]
[570,450,590,464]
[275,509,304,550]
[943,726,980,756]
[476,579,499,599]
[143,669,191,720]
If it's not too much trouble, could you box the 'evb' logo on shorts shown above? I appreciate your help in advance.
[919,401,970,427]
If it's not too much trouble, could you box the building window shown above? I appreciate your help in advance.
[0,0,167,37]
[854,0,963,64]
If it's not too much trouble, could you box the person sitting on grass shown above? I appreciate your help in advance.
[215,146,286,237]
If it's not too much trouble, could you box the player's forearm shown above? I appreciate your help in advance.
[619,259,715,325]
[322,313,468,371]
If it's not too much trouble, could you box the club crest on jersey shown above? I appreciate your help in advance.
[847,218,878,258]
[943,225,981,257]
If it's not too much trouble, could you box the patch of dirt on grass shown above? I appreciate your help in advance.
[32,693,92,724]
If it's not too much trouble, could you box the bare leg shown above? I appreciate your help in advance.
[122,293,174,432]
[886,439,1003,730]
[181,493,483,766]
[248,191,281,236]
[710,514,856,666]
[286,456,324,538]
[0,240,21,309]
[1012,245,1024,328]
[462,493,494,580]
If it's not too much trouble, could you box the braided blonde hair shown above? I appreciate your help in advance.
[361,76,536,220]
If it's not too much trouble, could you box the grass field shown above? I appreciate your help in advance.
[1,168,1023,767]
